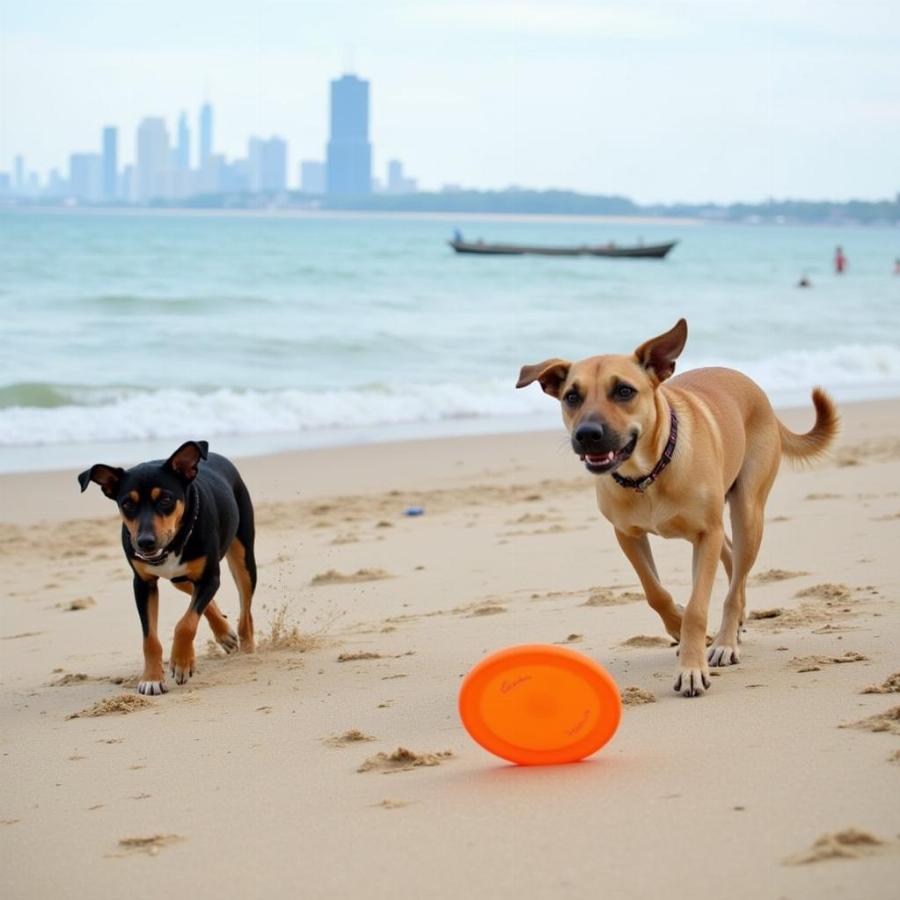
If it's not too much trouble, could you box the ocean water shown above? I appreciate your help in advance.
[1,208,898,472]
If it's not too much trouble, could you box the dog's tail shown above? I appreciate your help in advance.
[777,387,839,463]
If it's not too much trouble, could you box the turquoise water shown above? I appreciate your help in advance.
[1,209,898,471]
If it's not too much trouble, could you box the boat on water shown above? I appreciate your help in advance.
[448,236,678,258]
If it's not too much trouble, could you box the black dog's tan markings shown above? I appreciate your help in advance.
[226,537,256,650]
[79,441,258,695]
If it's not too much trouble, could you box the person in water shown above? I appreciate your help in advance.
[834,246,847,274]
[797,274,812,288]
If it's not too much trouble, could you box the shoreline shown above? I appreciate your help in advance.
[2,394,898,526]
[4,204,897,229]
[1,205,704,227]
[1,392,898,480]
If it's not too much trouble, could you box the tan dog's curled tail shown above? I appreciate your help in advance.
[778,387,839,463]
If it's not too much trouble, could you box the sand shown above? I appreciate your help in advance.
[1,397,899,898]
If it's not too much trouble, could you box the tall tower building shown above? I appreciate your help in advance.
[199,102,213,169]
[135,117,171,202]
[102,126,118,200]
[326,74,371,196]
[14,155,25,192]
[69,153,103,201]
[176,112,191,171]
[300,160,326,194]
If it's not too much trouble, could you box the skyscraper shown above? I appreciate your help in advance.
[48,169,64,196]
[300,160,326,195]
[102,126,118,200]
[176,112,190,171]
[14,155,25,192]
[69,153,103,201]
[248,136,288,192]
[326,74,371,196]
[199,102,213,169]
[135,117,171,202]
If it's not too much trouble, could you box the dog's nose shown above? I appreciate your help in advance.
[136,534,157,551]
[573,422,605,451]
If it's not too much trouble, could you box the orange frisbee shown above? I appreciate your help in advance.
[458,644,621,766]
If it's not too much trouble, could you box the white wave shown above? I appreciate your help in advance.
[0,379,553,447]
[1,344,898,447]
[688,344,900,393]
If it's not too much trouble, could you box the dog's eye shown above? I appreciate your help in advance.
[157,495,175,513]
[120,499,136,516]
[563,390,581,407]
[613,384,636,401]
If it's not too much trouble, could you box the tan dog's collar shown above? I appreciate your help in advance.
[612,408,678,493]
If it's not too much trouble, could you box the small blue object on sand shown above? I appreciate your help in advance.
[403,506,425,516]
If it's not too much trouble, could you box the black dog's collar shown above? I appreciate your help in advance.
[611,408,678,493]
[137,483,200,566]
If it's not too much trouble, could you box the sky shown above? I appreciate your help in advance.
[1,0,898,204]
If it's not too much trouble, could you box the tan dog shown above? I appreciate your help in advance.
[517,319,838,696]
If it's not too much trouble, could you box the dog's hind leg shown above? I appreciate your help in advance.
[226,540,255,651]
[172,580,238,653]
[226,477,257,652]
[709,457,777,667]
[720,533,733,581]
[204,601,239,653]
[615,530,683,641]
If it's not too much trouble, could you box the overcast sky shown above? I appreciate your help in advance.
[1,0,898,203]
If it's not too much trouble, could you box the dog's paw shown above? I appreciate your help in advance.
[708,642,741,667]
[137,679,168,696]
[169,657,195,685]
[674,665,710,697]
[217,629,240,654]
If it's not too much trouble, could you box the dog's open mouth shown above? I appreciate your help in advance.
[580,433,638,474]
[134,548,167,564]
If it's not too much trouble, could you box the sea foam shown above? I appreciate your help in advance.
[1,343,898,447]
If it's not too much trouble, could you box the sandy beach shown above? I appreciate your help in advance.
[1,397,899,899]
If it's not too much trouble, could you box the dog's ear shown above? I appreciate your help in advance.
[78,464,125,499]
[634,319,687,383]
[165,441,209,481]
[516,359,572,398]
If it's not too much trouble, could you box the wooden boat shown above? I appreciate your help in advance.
[448,238,678,258]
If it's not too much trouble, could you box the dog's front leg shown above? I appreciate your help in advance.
[615,530,683,641]
[133,574,167,695]
[170,568,220,686]
[675,527,723,697]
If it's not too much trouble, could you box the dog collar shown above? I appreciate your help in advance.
[611,408,678,493]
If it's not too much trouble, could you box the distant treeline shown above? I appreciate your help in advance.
[643,197,900,225]
[318,189,640,217]
[10,188,898,225]
[186,189,899,225]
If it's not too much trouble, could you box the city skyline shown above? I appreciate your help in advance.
[1,72,424,202]
[2,2,898,204]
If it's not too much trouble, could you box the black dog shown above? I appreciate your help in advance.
[78,441,257,695]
